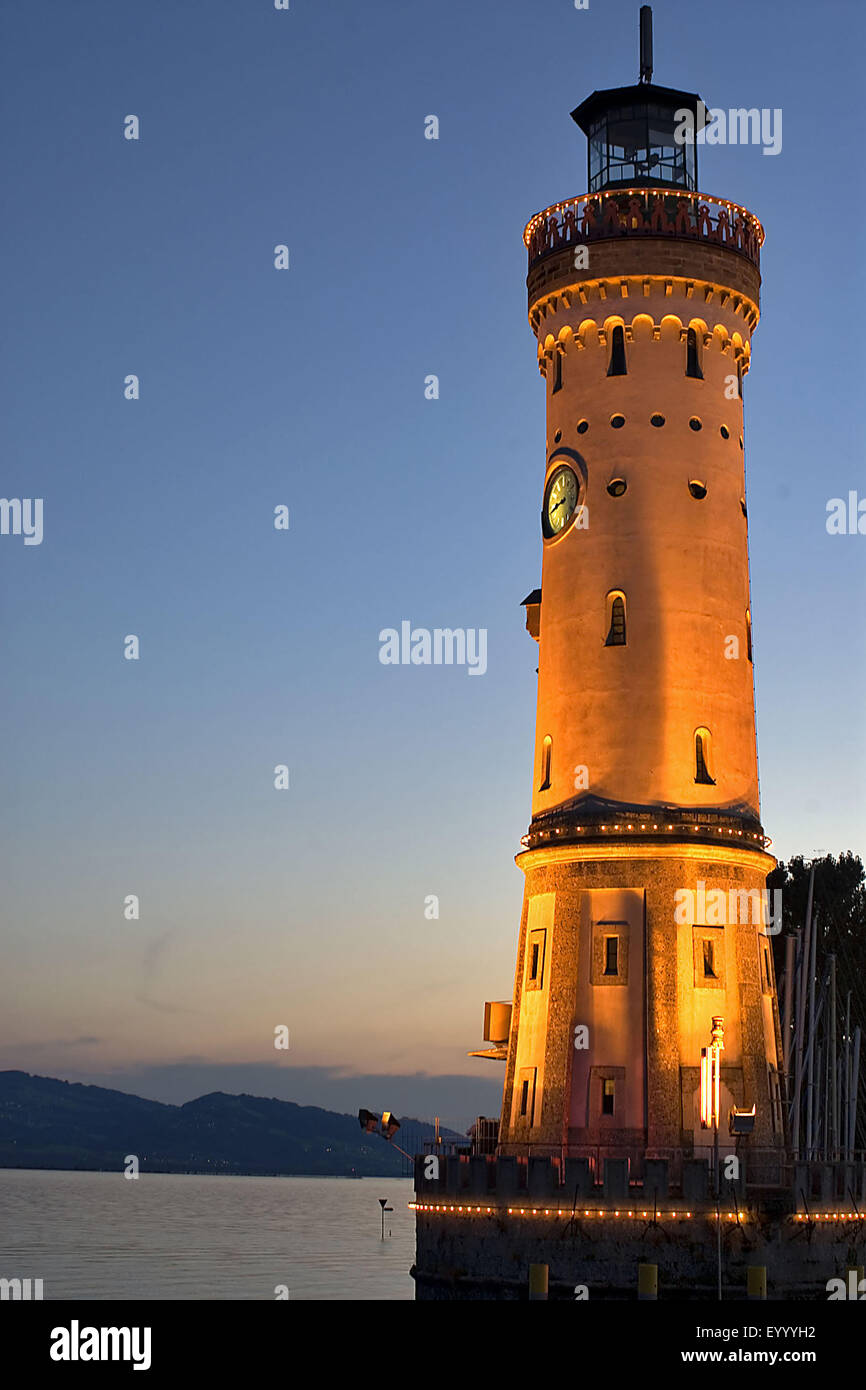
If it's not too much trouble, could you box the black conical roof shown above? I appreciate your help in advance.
[571,82,704,135]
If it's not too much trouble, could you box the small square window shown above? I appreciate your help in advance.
[604,936,619,976]
[602,1079,615,1116]
[592,923,629,985]
[692,926,724,988]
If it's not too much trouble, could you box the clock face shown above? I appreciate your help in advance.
[543,465,579,537]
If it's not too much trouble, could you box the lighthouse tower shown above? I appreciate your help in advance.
[494,12,784,1174]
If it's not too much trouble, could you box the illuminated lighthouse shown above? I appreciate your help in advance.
[413,11,866,1301]
[492,10,784,1173]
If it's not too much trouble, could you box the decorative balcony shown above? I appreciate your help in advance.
[524,187,764,277]
[519,799,771,854]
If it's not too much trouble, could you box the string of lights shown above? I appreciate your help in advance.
[520,823,772,848]
[411,1203,865,1222]
[523,188,766,247]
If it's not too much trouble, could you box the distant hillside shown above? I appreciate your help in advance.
[0,1071,454,1177]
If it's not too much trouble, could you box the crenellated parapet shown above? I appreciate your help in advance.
[534,309,753,378]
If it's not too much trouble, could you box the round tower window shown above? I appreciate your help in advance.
[688,480,707,499]
[650,413,665,427]
[607,478,627,497]
[720,425,730,439]
[554,429,562,443]
[689,416,702,432]
[577,419,589,434]
[610,414,625,429]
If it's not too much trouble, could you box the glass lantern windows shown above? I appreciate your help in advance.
[587,102,697,194]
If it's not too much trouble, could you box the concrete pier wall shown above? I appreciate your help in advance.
[412,1155,866,1300]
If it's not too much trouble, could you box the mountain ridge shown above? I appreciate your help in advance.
[0,1070,454,1176]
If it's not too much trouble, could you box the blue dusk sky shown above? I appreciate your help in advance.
[0,0,863,1128]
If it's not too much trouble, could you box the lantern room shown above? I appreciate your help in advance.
[570,6,704,194]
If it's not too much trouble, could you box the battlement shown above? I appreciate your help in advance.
[414,1153,866,1213]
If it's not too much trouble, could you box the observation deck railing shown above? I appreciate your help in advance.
[524,187,764,276]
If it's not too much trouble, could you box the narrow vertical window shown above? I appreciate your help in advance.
[527,928,546,990]
[686,326,703,379]
[702,939,717,979]
[607,325,627,376]
[552,351,563,394]
[746,610,753,663]
[762,943,773,993]
[517,1067,537,1125]
[539,735,552,791]
[602,1079,615,1116]
[605,592,626,647]
[695,727,715,785]
[737,359,743,399]
[604,936,619,976]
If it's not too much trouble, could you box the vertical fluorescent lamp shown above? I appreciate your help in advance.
[700,1017,726,1301]
[700,1018,725,1133]
[700,1050,710,1128]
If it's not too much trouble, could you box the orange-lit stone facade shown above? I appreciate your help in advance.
[498,199,785,1168]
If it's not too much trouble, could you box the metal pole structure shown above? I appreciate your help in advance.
[797,969,828,1152]
[805,898,819,1158]
[844,992,852,1158]
[782,934,795,1080]
[711,1016,723,1300]
[851,1027,862,1162]
[716,1188,722,1302]
[715,1105,722,1301]
[828,1045,834,1156]
[829,955,837,1159]
[792,866,814,1157]
[817,1045,828,1162]
[791,932,803,1150]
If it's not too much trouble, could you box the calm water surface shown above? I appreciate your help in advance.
[0,1170,415,1300]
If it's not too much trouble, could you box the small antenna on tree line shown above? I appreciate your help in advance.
[640,5,653,84]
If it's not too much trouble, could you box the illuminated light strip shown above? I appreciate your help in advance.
[791,1213,865,1222]
[409,1204,751,1221]
[527,823,769,846]
[517,828,778,861]
[410,1204,866,1224]
[522,189,766,246]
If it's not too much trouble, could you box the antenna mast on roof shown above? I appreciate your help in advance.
[639,5,653,83]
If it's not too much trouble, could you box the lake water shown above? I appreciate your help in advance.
[0,1169,416,1300]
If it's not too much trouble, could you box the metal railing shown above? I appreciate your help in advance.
[478,1144,791,1189]
[524,188,764,275]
